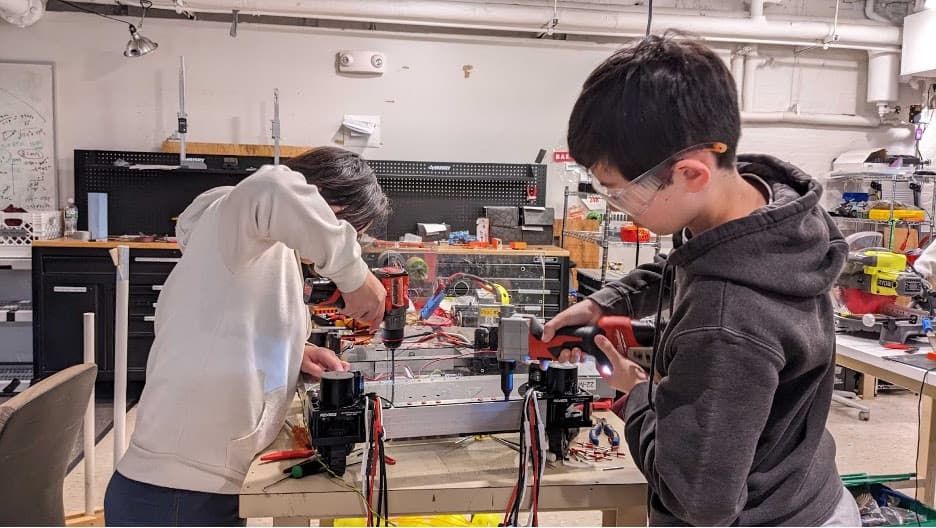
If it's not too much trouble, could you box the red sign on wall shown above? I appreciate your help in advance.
[553,151,574,163]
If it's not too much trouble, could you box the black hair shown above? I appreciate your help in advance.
[285,147,390,233]
[568,33,740,181]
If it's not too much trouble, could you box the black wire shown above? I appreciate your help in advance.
[380,437,389,525]
[646,0,654,36]
[54,0,131,26]
[647,260,671,412]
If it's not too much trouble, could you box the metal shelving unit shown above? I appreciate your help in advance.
[829,168,936,248]
[559,187,662,285]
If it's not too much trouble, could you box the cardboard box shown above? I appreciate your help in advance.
[484,206,520,228]
[521,225,554,245]
[490,226,523,242]
[521,206,555,226]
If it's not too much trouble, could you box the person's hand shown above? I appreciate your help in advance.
[594,334,649,394]
[340,272,386,329]
[541,299,604,363]
[301,344,350,380]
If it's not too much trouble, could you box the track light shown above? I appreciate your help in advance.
[56,0,158,57]
[125,24,158,57]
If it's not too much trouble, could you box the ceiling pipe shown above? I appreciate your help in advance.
[734,43,884,127]
[0,0,43,27]
[864,0,891,24]
[741,111,881,127]
[730,48,746,97]
[81,0,903,50]
[750,0,765,21]
[741,45,761,113]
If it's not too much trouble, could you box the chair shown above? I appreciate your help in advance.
[0,364,97,526]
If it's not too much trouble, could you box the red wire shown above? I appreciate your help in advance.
[415,350,491,376]
[503,482,520,526]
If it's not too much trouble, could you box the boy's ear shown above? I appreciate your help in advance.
[673,159,711,193]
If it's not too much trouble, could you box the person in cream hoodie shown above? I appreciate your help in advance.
[104,147,390,526]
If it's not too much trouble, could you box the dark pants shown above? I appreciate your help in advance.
[104,471,245,526]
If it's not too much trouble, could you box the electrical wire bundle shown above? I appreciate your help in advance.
[503,390,547,527]
[361,394,390,526]
[419,272,511,320]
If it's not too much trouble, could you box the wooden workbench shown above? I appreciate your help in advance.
[836,334,936,505]
[240,411,647,526]
[32,239,179,250]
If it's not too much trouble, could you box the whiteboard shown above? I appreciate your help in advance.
[0,62,56,210]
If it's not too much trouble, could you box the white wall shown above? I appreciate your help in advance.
[0,11,933,218]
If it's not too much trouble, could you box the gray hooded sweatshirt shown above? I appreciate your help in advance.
[590,154,849,526]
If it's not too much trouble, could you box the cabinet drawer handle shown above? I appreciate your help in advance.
[54,286,87,293]
[144,315,155,322]
[135,257,181,264]
[151,285,163,291]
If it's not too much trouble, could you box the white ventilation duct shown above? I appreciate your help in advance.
[0,0,43,27]
[82,0,903,51]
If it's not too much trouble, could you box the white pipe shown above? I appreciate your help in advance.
[83,313,96,517]
[0,0,42,27]
[866,50,900,104]
[83,0,902,49]
[742,111,880,127]
[750,0,765,20]
[865,0,890,24]
[741,46,760,113]
[110,245,130,464]
[730,50,745,98]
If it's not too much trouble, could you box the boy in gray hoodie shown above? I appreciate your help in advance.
[542,35,859,526]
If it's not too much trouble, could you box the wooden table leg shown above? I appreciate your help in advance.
[272,517,309,526]
[920,396,936,507]
[319,519,335,527]
[862,374,877,400]
[606,506,647,527]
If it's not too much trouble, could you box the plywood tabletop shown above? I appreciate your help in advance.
[32,239,180,250]
[242,410,643,497]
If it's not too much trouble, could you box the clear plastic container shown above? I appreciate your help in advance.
[63,198,78,237]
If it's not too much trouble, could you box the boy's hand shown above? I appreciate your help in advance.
[341,272,387,329]
[595,334,649,393]
[302,344,351,380]
[542,299,604,363]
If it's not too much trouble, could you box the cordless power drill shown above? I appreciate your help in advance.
[304,267,410,351]
[496,314,656,400]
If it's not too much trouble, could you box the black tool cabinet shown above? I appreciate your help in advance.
[32,244,180,382]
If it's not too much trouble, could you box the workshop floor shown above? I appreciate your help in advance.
[64,390,921,526]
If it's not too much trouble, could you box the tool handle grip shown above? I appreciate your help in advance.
[527,318,613,372]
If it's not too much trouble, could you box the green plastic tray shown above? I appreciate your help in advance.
[842,473,936,527]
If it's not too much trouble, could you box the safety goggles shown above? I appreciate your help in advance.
[589,142,729,218]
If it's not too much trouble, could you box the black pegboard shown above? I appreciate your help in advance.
[74,150,547,239]
[367,160,546,240]
[74,150,268,236]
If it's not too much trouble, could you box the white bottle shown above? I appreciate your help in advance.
[64,198,78,237]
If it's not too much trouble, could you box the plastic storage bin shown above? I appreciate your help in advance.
[842,473,936,526]
[0,209,62,257]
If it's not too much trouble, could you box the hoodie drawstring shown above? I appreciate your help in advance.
[648,260,677,412]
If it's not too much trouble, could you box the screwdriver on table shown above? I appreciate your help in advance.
[262,458,327,491]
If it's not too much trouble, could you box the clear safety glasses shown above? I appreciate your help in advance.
[589,142,729,218]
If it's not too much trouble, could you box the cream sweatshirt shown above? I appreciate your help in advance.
[117,165,370,493]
